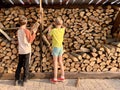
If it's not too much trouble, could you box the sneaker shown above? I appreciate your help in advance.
[50,79,58,84]
[14,80,19,86]
[57,78,65,82]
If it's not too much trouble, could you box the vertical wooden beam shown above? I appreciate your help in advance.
[111,7,120,34]
[39,0,43,72]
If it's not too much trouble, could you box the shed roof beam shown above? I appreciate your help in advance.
[9,0,14,5]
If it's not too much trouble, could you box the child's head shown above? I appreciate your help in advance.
[19,15,27,26]
[55,17,63,26]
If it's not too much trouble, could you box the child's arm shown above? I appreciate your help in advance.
[43,22,55,34]
[24,29,36,43]
[47,27,52,40]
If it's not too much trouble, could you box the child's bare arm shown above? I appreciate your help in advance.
[43,22,55,34]
[47,27,52,40]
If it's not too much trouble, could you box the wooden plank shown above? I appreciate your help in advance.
[1,72,120,80]
[2,27,31,31]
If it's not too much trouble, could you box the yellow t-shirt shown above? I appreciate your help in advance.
[49,28,65,47]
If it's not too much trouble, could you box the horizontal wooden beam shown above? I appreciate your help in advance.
[1,27,31,31]
[0,72,120,80]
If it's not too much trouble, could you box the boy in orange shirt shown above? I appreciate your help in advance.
[15,16,40,86]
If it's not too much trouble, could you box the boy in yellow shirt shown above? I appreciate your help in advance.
[48,17,65,83]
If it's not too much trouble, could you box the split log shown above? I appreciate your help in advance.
[70,52,82,60]
[0,29,11,41]
[68,53,79,62]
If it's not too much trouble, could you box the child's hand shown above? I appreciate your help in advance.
[31,30,35,34]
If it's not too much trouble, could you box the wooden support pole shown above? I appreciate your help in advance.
[111,7,120,34]
[39,0,43,72]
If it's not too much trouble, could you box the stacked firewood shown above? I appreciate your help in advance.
[0,5,120,73]
[0,31,18,73]
[41,6,120,72]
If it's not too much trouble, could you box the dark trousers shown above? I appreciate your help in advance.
[15,53,30,81]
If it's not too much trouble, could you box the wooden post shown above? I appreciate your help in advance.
[111,7,120,35]
[39,0,43,72]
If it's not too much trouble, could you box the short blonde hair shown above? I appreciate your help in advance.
[55,17,63,25]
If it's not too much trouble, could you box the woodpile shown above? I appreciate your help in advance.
[0,5,120,73]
